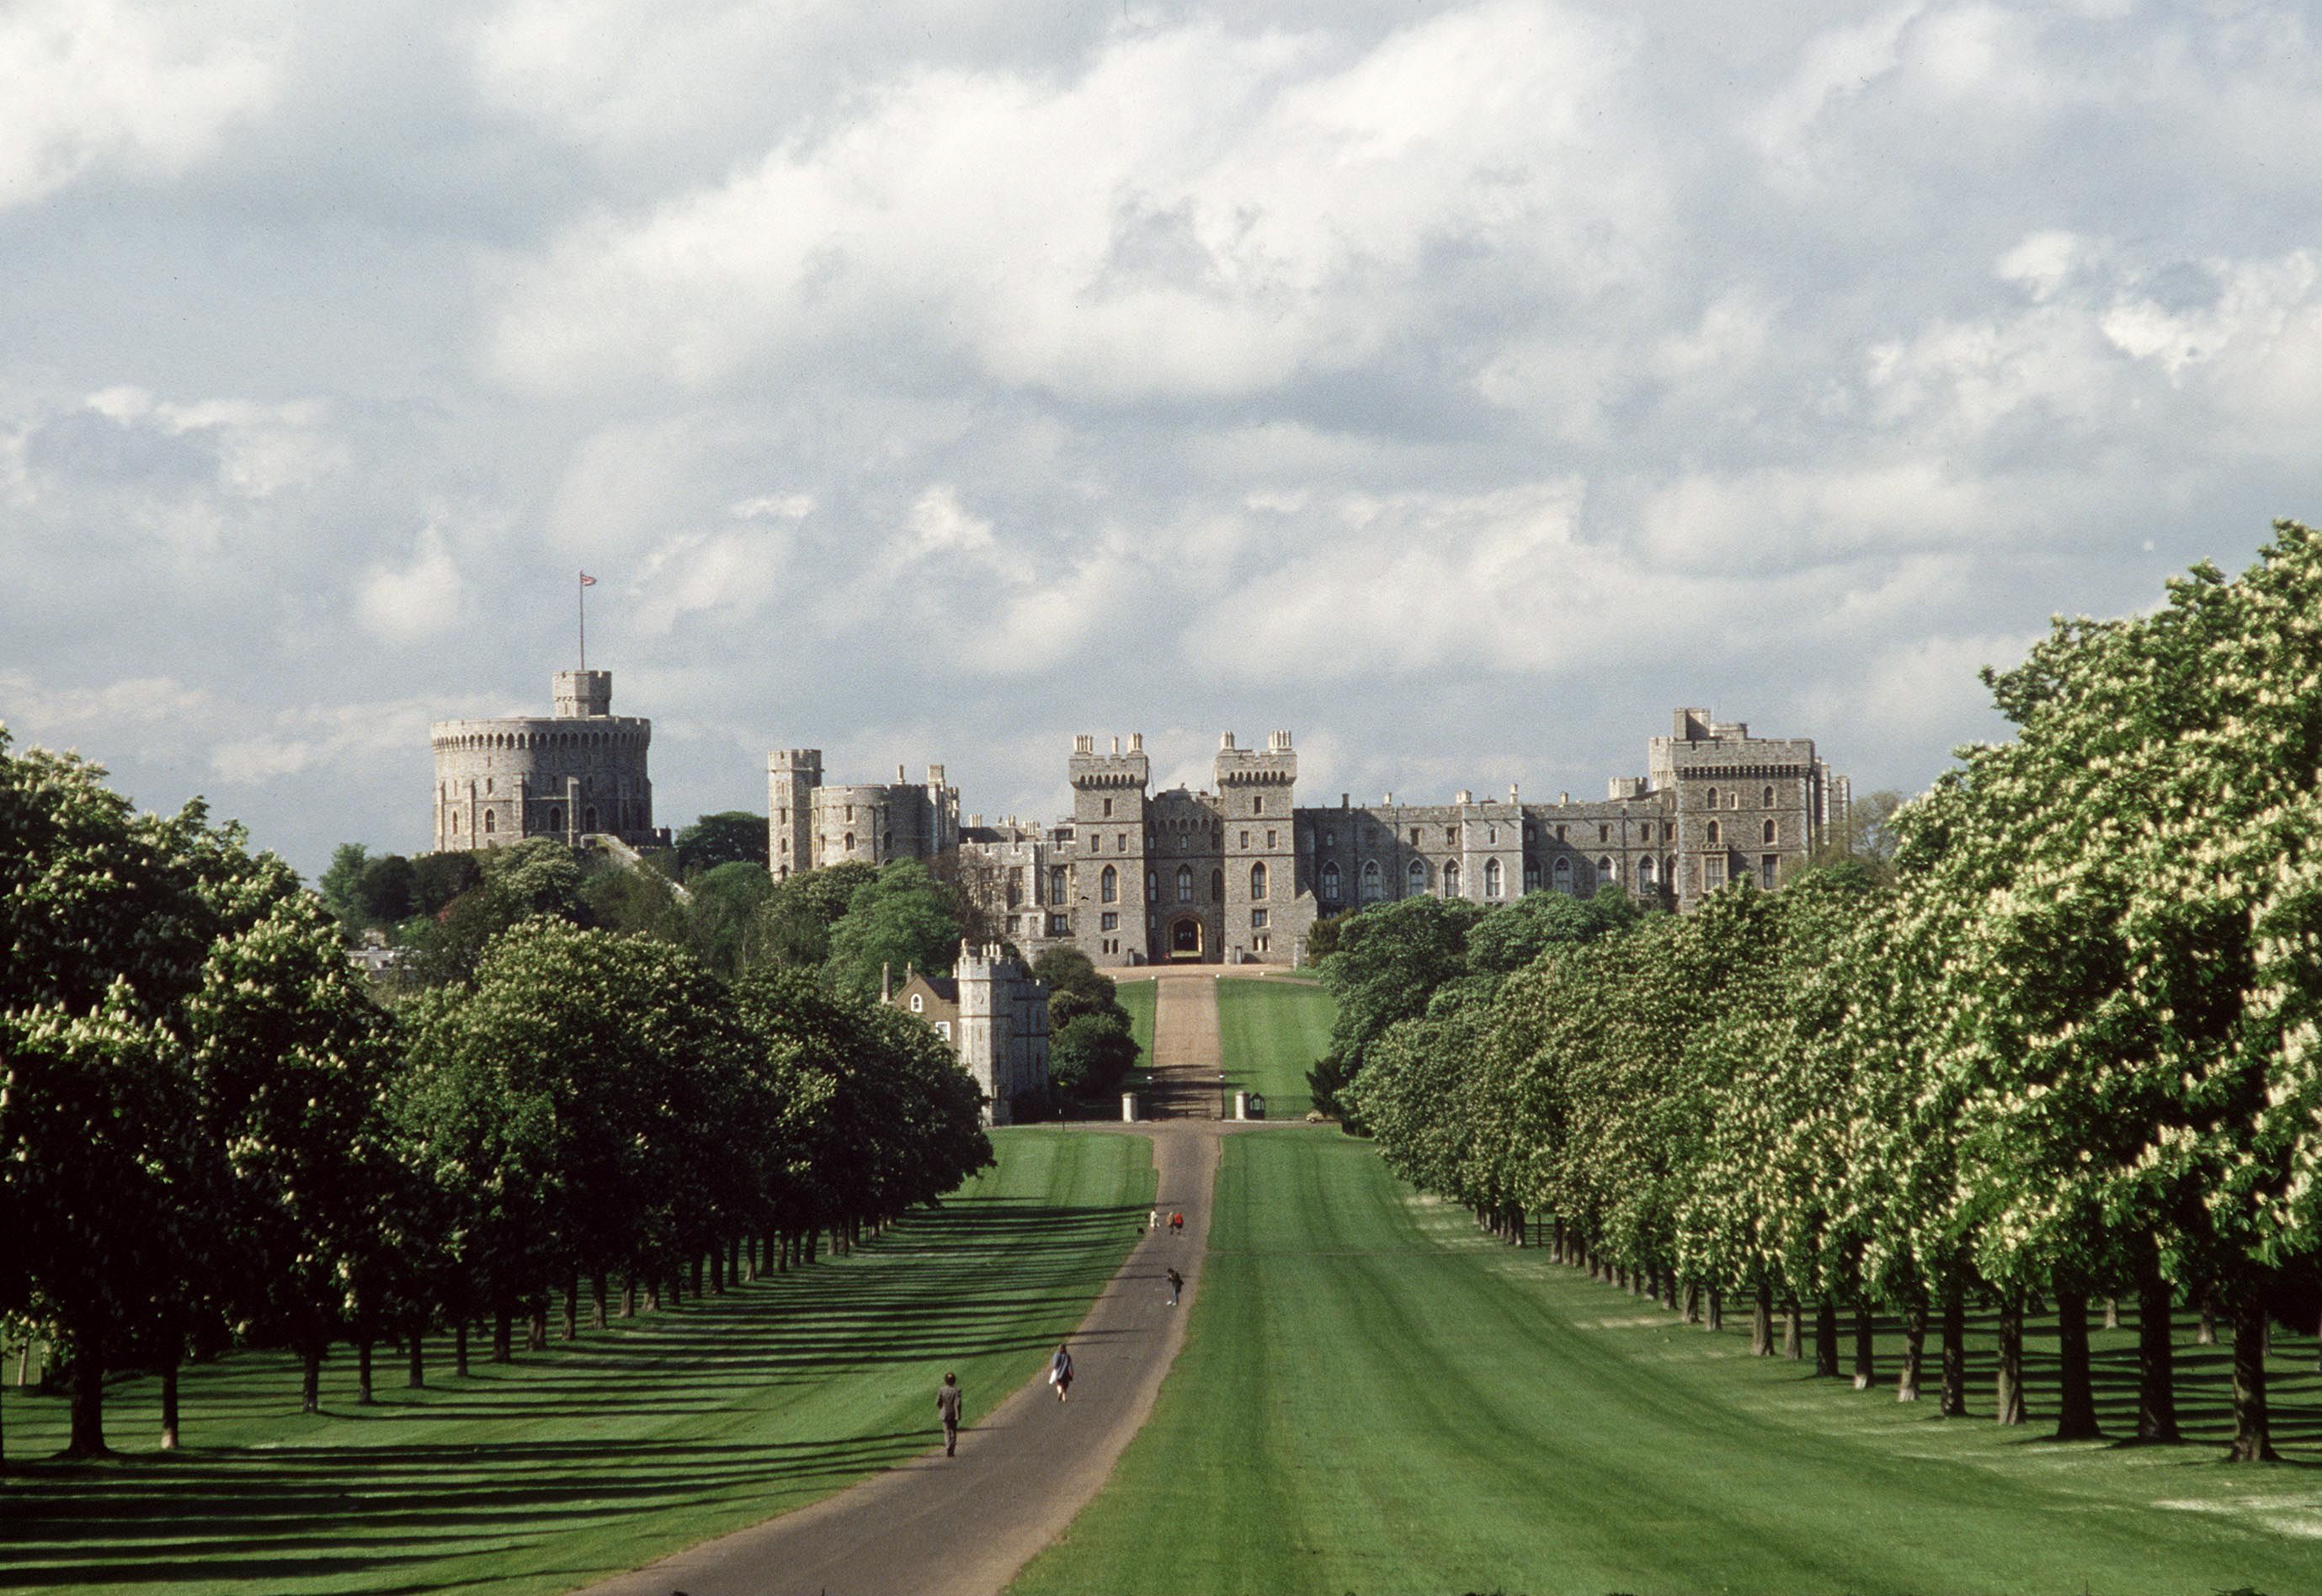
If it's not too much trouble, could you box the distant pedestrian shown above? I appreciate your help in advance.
[1169,1210,1184,1236]
[1050,1343,1074,1402]
[1166,1267,1183,1306]
[1149,1206,1160,1232]
[935,1372,963,1456]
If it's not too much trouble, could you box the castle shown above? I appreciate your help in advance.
[884,945,1052,1125]
[428,670,669,854]
[770,709,1848,969]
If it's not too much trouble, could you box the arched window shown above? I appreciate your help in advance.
[1443,859,1461,897]
[1361,859,1383,904]
[1763,785,1776,807]
[1705,787,1718,809]
[1639,854,1657,886]
[1101,865,1119,903]
[483,809,497,834]
[910,993,924,1013]
[584,806,599,833]
[1321,861,1341,901]
[1177,864,1193,902]
[1707,820,1721,846]
[1147,870,1158,901]
[1407,858,1427,896]
[1250,862,1268,901]
[547,806,562,831]
[1552,855,1572,892]
[1050,866,1068,903]
[1598,856,1614,882]
[450,811,461,834]
[1484,858,1504,898]
[1211,868,1223,902]
[1763,819,1776,844]
[1524,859,1541,893]
[844,831,856,852]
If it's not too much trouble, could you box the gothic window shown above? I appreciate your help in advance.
[844,832,856,852]
[910,993,924,1013]
[1250,862,1268,901]
[1101,865,1119,903]
[1050,866,1068,903]
[548,806,562,831]
[1639,854,1657,886]
[1361,859,1383,904]
[1322,861,1342,901]
[1553,855,1572,892]
[1763,819,1776,844]
[483,810,497,835]
[1443,859,1461,897]
[1707,821,1721,846]
[1763,785,1776,807]
[1407,858,1427,896]
[1147,870,1158,901]
[1484,859,1504,899]
[1177,864,1193,902]
[1706,787,1718,808]
[1598,856,1614,881]
[1524,859,1541,892]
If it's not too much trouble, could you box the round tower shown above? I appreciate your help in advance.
[429,670,662,853]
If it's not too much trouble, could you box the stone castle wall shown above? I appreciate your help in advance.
[429,670,664,852]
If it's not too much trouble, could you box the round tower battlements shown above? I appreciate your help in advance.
[429,672,661,853]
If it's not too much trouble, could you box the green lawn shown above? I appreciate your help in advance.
[1012,1128,2322,1596]
[1117,979,1156,1072]
[0,1127,1155,1596]
[1215,976,1334,1119]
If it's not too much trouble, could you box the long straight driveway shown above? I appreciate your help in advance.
[578,980,1233,1596]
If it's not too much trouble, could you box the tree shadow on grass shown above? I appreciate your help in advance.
[0,1195,1148,1591]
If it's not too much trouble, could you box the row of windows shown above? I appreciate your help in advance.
[1097,863,1272,903]
[1703,820,1780,846]
[438,728,640,753]
[1702,785,1781,810]
[445,802,599,837]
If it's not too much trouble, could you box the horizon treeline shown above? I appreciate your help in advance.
[1330,520,2322,1463]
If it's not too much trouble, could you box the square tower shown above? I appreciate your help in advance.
[1215,731,1298,961]
[767,749,823,880]
[1068,733,1151,966]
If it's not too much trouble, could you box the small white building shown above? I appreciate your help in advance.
[886,942,1051,1125]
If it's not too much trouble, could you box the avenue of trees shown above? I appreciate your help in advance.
[0,757,993,1466]
[1339,522,2322,1464]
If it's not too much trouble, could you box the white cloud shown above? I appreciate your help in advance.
[484,1,1659,401]
[0,0,289,209]
[354,524,465,643]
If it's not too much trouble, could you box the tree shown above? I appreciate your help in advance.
[676,811,769,875]
[1050,1012,1139,1096]
[316,843,370,926]
[688,861,775,978]
[823,859,961,1002]
[753,859,878,968]
[1310,896,1483,1123]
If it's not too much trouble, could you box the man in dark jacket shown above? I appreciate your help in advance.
[936,1371,963,1456]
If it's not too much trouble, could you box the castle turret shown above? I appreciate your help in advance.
[1069,734,1151,966]
[430,669,661,853]
[767,748,823,879]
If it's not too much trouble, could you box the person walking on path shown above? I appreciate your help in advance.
[1049,1343,1074,1402]
[1166,1267,1183,1306]
[1149,1206,1160,1232]
[1169,1210,1184,1236]
[935,1372,963,1457]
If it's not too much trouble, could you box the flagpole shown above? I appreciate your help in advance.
[578,572,587,674]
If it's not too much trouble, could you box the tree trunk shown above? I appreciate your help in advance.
[301,1341,324,1415]
[2197,1298,2218,1346]
[1851,1302,1874,1390]
[492,1306,513,1363]
[1551,1219,1565,1263]
[647,1278,662,1311]
[1707,1287,1723,1333]
[528,1303,548,1353]
[563,1272,578,1340]
[731,1234,745,1277]
[2133,1236,2179,1443]
[455,1321,470,1377]
[1898,1297,1925,1402]
[2227,1297,2278,1462]
[1814,1299,1840,1377]
[66,1317,109,1457]
[748,1237,761,1280]
[1661,1269,1679,1311]
[2053,1289,2100,1439]
[407,1316,425,1389]
[593,1274,610,1330]
[1751,1283,1773,1357]
[710,1245,726,1295]
[691,1257,705,1297]
[1995,1299,2026,1425]
[1940,1279,1968,1418]
[1783,1299,1803,1361]
[1683,1282,1700,1324]
[160,1356,181,1450]
[2103,1296,2119,1331]
[356,1332,375,1407]
[620,1275,636,1318]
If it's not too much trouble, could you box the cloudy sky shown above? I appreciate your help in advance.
[4,0,2319,877]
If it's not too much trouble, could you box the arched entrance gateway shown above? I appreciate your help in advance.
[1168,915,1205,960]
